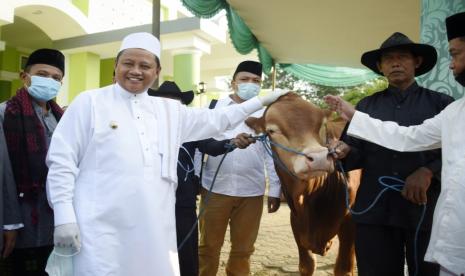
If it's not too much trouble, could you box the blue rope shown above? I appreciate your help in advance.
[255,134,303,178]
[180,135,307,250]
[177,145,234,251]
[177,146,195,182]
[265,138,308,157]
[343,175,404,216]
[336,161,426,276]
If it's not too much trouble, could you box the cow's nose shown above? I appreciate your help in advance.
[303,149,331,171]
[305,155,314,162]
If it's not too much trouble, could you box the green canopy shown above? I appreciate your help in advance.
[183,0,465,97]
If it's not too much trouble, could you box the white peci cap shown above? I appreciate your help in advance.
[119,32,161,58]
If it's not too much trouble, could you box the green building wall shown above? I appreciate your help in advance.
[0,80,11,102]
[0,45,19,72]
[174,53,200,92]
[68,52,100,102]
[100,57,115,87]
[0,45,30,99]
[72,0,89,16]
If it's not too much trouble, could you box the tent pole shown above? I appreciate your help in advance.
[271,62,276,90]
[152,0,161,89]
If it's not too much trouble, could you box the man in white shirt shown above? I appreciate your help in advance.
[45,33,287,276]
[198,61,281,276]
[324,12,465,276]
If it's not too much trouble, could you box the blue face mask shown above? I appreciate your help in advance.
[27,75,61,102]
[236,83,260,100]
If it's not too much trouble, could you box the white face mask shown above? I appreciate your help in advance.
[236,83,261,100]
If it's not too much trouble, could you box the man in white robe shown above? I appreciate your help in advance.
[324,12,465,276]
[45,32,287,276]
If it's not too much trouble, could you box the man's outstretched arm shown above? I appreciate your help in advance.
[324,95,443,153]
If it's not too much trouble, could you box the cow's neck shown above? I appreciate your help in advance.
[286,170,343,214]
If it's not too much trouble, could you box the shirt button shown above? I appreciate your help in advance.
[141,132,144,135]
[145,148,149,151]
[396,105,401,109]
[393,154,398,159]
[393,172,399,176]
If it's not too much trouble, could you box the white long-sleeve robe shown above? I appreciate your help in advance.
[45,83,263,276]
[348,97,465,275]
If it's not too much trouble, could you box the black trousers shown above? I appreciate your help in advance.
[355,223,439,276]
[176,206,199,276]
[0,245,53,276]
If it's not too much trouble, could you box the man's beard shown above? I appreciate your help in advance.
[455,69,465,86]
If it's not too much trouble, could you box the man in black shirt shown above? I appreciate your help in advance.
[339,33,454,276]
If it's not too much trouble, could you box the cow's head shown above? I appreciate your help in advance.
[247,93,344,180]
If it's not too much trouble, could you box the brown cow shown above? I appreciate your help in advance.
[246,93,360,276]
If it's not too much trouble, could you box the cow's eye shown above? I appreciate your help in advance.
[265,125,280,135]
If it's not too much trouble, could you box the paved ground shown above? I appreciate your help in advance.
[216,201,356,276]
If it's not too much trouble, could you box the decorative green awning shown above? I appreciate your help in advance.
[183,0,465,95]
[181,0,416,87]
[280,64,378,87]
[182,0,274,72]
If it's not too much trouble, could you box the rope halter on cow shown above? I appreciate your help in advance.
[250,134,302,179]
[252,120,334,180]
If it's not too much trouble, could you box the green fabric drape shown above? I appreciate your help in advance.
[181,0,377,86]
[225,7,256,54]
[281,64,378,87]
[418,0,465,99]
[181,0,228,18]
[182,0,275,72]
[257,44,274,75]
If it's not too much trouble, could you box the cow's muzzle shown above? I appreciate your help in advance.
[294,148,334,176]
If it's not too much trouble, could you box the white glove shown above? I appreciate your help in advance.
[257,89,289,106]
[54,223,81,250]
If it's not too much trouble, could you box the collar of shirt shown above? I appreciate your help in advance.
[114,82,149,100]
[387,81,419,103]
[213,95,235,108]
[32,100,50,117]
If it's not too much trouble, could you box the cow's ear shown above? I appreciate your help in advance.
[245,116,266,134]
[327,116,348,139]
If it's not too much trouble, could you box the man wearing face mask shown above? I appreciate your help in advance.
[198,61,281,276]
[0,48,64,275]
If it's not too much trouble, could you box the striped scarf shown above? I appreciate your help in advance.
[3,87,63,224]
